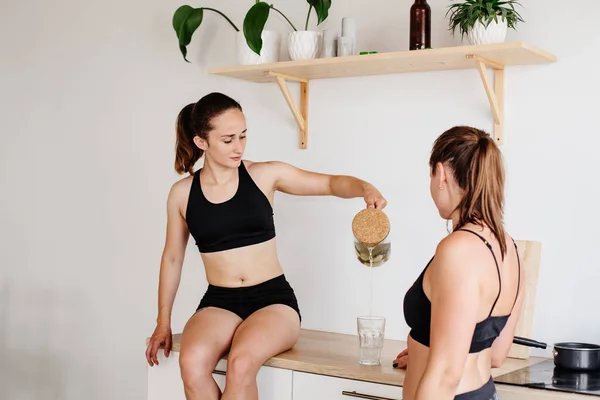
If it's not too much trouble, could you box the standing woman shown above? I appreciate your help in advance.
[145,92,387,400]
[397,126,524,400]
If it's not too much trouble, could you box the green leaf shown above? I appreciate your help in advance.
[307,0,332,25]
[173,6,203,62]
[243,2,270,55]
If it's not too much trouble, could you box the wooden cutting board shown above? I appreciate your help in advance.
[508,240,543,359]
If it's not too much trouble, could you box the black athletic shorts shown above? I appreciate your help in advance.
[455,377,498,400]
[196,274,301,322]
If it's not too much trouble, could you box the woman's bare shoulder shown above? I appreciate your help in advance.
[243,159,281,179]
[431,231,486,276]
[168,173,195,204]
[243,159,276,171]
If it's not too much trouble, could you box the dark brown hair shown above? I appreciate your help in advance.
[175,92,242,175]
[429,126,507,258]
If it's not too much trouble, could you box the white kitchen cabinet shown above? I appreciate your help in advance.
[147,354,292,400]
[292,371,402,400]
[147,352,185,400]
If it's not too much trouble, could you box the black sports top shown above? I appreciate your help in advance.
[185,162,276,253]
[403,229,521,353]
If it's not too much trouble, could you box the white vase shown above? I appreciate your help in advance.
[288,31,322,61]
[236,30,280,65]
[468,18,508,45]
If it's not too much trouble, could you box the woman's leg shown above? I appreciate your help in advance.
[179,307,243,400]
[221,304,300,400]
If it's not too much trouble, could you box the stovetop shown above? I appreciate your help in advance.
[494,359,600,396]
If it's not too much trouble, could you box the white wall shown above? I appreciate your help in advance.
[1,0,598,399]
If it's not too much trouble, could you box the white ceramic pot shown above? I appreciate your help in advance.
[288,31,322,61]
[236,30,280,65]
[468,18,508,45]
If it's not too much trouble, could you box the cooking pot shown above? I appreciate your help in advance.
[513,336,600,371]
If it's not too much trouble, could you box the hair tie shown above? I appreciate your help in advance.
[478,136,489,148]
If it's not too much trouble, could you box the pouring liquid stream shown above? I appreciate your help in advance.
[368,246,374,317]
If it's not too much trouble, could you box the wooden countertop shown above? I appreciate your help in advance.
[152,328,546,387]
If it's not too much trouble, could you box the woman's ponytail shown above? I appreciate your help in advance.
[175,103,203,175]
[462,135,507,257]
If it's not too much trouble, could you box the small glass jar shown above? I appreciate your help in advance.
[352,208,391,268]
[353,233,391,268]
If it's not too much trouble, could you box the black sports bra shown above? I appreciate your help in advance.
[403,229,521,353]
[185,162,276,253]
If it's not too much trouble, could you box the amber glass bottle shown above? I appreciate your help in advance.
[409,0,431,50]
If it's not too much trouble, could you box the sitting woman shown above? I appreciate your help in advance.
[145,92,387,400]
[396,126,524,400]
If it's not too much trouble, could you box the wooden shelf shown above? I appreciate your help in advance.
[208,42,557,147]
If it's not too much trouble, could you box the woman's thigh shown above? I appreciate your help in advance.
[228,304,300,364]
[179,307,243,371]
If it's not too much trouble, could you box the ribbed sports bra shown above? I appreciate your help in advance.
[403,229,521,353]
[185,162,276,253]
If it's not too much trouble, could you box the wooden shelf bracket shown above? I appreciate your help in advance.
[268,71,309,149]
[467,54,505,145]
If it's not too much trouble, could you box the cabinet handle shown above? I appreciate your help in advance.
[341,391,399,400]
[212,370,226,376]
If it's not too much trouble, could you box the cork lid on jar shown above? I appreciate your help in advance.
[352,208,390,247]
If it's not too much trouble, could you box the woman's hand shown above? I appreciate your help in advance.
[145,323,172,366]
[364,184,387,210]
[393,348,408,369]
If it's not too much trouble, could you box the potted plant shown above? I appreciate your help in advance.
[288,0,332,60]
[242,0,332,61]
[446,0,524,45]
[173,1,331,65]
[172,2,290,65]
[240,1,295,64]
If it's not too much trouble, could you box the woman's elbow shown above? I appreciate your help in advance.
[491,355,506,368]
[161,249,185,268]
[490,336,513,368]
[490,345,510,368]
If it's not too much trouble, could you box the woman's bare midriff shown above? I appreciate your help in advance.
[175,162,284,288]
[200,238,284,287]
[402,335,493,400]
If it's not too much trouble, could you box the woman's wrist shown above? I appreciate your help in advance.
[157,311,171,327]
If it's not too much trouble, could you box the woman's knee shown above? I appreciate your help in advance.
[225,351,262,386]
[179,345,218,387]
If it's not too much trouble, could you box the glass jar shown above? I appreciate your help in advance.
[354,233,391,267]
[352,208,391,268]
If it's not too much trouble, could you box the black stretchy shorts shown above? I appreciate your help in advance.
[196,274,301,322]
[455,377,498,400]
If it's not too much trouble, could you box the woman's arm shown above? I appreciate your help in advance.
[414,236,480,400]
[264,161,387,209]
[146,182,190,366]
[157,182,190,326]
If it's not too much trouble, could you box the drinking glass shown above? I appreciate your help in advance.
[357,316,386,365]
